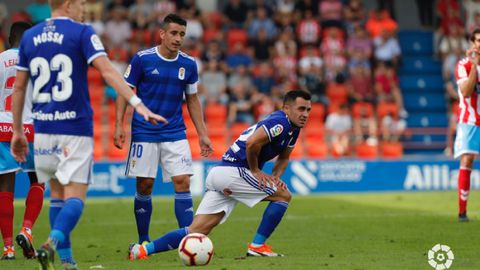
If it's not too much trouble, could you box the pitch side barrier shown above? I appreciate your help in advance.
[11,159,478,198]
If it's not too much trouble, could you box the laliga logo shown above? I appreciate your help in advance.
[428,244,454,270]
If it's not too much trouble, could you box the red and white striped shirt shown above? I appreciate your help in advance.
[456,57,480,125]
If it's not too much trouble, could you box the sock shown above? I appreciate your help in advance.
[458,168,471,214]
[147,227,188,255]
[49,199,72,257]
[174,191,193,228]
[50,198,84,248]
[23,183,45,229]
[252,201,289,246]
[0,192,14,247]
[58,248,76,265]
[134,193,152,243]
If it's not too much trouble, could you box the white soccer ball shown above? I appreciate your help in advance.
[178,233,214,266]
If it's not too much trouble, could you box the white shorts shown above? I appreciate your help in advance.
[196,166,277,224]
[34,134,94,185]
[125,140,193,182]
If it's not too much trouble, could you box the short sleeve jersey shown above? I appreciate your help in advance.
[16,17,107,136]
[221,110,300,170]
[124,47,199,142]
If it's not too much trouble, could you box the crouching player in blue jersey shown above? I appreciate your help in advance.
[9,0,167,269]
[129,90,312,259]
[114,13,213,245]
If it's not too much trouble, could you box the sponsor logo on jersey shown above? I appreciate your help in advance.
[35,145,62,156]
[178,67,185,80]
[90,34,104,51]
[151,68,159,74]
[269,124,283,137]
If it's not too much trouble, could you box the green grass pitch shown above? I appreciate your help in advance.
[3,191,480,269]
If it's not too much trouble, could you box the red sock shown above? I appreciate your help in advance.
[0,192,14,246]
[23,183,45,229]
[458,168,471,214]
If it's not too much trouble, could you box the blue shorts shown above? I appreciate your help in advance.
[0,142,35,174]
[454,123,480,159]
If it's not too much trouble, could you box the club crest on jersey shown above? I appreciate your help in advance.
[90,34,104,51]
[178,67,185,80]
[269,124,283,137]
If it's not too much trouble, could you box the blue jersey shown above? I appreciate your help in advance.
[16,17,106,136]
[221,110,300,170]
[124,47,199,142]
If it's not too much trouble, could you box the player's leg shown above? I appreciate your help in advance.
[126,142,160,244]
[135,177,154,243]
[172,175,193,228]
[247,187,291,257]
[160,140,195,228]
[0,172,15,260]
[458,154,474,222]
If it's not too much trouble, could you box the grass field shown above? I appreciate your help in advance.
[3,191,480,270]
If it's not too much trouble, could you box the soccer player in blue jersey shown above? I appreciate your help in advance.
[9,0,167,269]
[114,13,213,245]
[129,90,312,260]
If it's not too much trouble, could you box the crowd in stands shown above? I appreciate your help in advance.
[2,0,440,161]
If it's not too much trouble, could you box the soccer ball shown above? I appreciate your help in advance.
[178,233,214,266]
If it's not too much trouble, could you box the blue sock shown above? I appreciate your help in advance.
[146,227,188,255]
[50,198,84,247]
[49,199,73,261]
[134,193,152,243]
[174,192,193,228]
[252,201,289,245]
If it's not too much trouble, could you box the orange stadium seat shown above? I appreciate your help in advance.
[205,102,227,125]
[210,137,228,159]
[289,141,304,160]
[309,103,325,122]
[230,123,250,141]
[305,139,328,159]
[326,82,349,105]
[304,121,324,140]
[356,142,378,160]
[227,29,248,48]
[107,145,128,161]
[87,67,103,86]
[352,102,374,119]
[377,102,398,120]
[189,137,202,160]
[380,141,403,159]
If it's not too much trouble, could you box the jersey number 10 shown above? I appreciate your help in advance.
[30,54,73,103]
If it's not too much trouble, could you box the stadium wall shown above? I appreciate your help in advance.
[12,159,478,198]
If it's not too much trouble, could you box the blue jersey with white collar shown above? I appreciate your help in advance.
[221,110,300,169]
[16,17,106,136]
[124,47,199,142]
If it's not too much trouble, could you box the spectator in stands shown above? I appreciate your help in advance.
[439,24,468,61]
[319,0,344,30]
[254,94,276,121]
[434,0,463,57]
[373,28,401,67]
[353,105,378,145]
[464,0,480,32]
[200,60,228,105]
[415,0,435,28]
[325,103,352,157]
[85,0,105,36]
[381,112,406,142]
[227,83,255,126]
[343,0,366,34]
[294,0,319,17]
[323,47,347,81]
[298,46,327,105]
[366,9,397,38]
[349,53,374,103]
[253,62,275,95]
[104,6,132,48]
[248,6,277,40]
[128,0,152,30]
[347,26,372,59]
[296,9,321,46]
[276,0,295,15]
[226,42,253,71]
[248,27,274,62]
[248,0,274,17]
[183,7,203,42]
[26,0,51,24]
[223,0,249,29]
[374,61,406,116]
[202,40,227,69]
[321,27,345,58]
[152,0,176,25]
[275,28,297,58]
[229,64,254,92]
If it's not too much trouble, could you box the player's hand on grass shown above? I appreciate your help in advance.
[135,103,168,125]
[11,132,28,162]
[199,135,214,157]
[252,170,278,190]
[113,124,125,149]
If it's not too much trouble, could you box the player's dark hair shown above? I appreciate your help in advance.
[470,28,480,42]
[162,13,187,29]
[9,21,32,48]
[283,90,311,105]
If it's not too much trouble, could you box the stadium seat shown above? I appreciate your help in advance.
[305,139,328,159]
[326,82,349,105]
[230,123,250,141]
[208,123,227,140]
[205,102,227,125]
[304,121,324,140]
[355,142,378,160]
[352,102,374,119]
[107,47,129,63]
[210,137,228,159]
[203,28,220,44]
[289,141,304,160]
[93,144,105,161]
[227,29,248,48]
[189,138,202,160]
[376,102,398,120]
[87,67,103,86]
[309,103,325,122]
[380,141,403,159]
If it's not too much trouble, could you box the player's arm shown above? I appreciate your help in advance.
[459,50,480,97]
[186,93,213,157]
[92,56,168,125]
[10,70,29,162]
[246,127,278,189]
[114,95,128,149]
[272,147,293,178]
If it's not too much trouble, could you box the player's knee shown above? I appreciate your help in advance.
[277,189,292,203]
[173,176,190,192]
[137,179,154,195]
